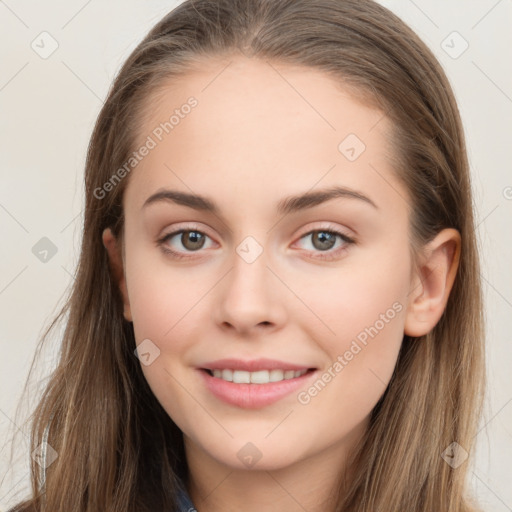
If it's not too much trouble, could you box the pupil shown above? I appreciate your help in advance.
[183,231,204,250]
[314,231,335,250]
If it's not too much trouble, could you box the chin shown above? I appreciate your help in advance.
[199,437,308,471]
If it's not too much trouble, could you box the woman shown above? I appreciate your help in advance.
[9,0,485,510]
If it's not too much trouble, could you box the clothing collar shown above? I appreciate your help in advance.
[176,478,197,511]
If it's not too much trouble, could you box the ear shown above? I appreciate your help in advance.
[404,228,461,337]
[102,227,132,322]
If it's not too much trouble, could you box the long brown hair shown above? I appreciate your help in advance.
[8,0,485,510]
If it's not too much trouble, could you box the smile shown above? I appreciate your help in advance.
[198,366,317,409]
[207,368,309,384]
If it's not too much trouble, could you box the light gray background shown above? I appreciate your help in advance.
[0,0,511,510]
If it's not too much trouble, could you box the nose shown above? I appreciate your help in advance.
[212,242,288,336]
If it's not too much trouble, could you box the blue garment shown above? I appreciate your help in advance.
[7,472,196,511]
[176,478,197,511]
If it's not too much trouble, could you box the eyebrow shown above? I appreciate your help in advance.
[142,185,378,215]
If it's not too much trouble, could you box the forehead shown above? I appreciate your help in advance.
[125,56,404,216]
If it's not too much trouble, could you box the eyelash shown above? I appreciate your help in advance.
[156,224,356,261]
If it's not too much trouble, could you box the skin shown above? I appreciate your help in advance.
[103,56,460,512]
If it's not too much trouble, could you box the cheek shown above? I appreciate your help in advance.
[124,246,211,349]
[124,250,201,427]
[298,242,409,344]
[295,250,409,422]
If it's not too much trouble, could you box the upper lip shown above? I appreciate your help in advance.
[200,358,315,372]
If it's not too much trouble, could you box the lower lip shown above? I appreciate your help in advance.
[198,369,317,409]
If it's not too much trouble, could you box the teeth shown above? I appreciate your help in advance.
[233,370,251,383]
[222,368,233,381]
[250,370,269,384]
[210,368,308,384]
[269,369,284,382]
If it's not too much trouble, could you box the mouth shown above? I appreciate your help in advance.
[201,367,315,384]
[197,360,318,409]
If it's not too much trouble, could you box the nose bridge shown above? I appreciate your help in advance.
[229,235,273,306]
[213,234,286,333]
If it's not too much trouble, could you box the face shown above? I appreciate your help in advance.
[116,56,416,472]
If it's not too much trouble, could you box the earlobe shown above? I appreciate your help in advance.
[102,227,132,322]
[404,228,460,337]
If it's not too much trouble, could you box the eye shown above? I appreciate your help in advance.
[294,227,355,260]
[157,228,215,259]
[157,224,355,261]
